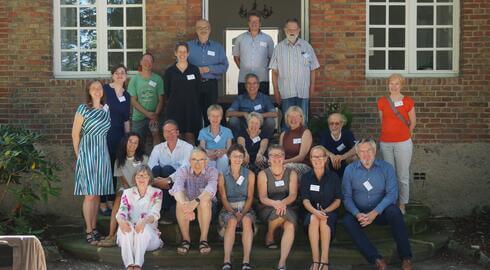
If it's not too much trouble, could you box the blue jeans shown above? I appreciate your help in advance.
[343,204,412,264]
[281,97,309,130]
[152,165,176,215]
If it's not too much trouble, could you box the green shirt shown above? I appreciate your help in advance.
[127,73,164,121]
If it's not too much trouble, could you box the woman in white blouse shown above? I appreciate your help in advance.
[116,165,163,270]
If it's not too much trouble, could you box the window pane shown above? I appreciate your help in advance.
[80,7,96,27]
[61,8,77,27]
[389,0,405,2]
[80,29,97,49]
[108,30,124,49]
[108,52,124,70]
[127,52,142,71]
[126,0,143,4]
[417,29,433,48]
[369,28,385,47]
[437,0,452,2]
[80,52,97,71]
[61,52,78,71]
[369,6,386,25]
[389,6,405,25]
[79,0,96,5]
[369,50,385,70]
[388,50,404,69]
[417,6,433,25]
[389,28,404,47]
[108,0,123,4]
[436,28,452,47]
[437,6,453,25]
[126,7,143,26]
[127,30,143,48]
[107,8,124,27]
[436,51,452,70]
[61,30,77,49]
[417,51,433,70]
[61,0,77,5]
[418,0,433,2]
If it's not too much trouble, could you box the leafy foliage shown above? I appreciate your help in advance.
[308,103,353,139]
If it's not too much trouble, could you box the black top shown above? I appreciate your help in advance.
[319,128,356,156]
[300,169,342,210]
[238,129,269,164]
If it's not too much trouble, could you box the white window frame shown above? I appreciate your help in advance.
[53,0,146,79]
[366,0,459,78]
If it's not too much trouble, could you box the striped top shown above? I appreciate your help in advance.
[269,38,320,99]
[232,31,274,82]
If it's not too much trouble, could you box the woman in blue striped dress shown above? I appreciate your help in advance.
[72,80,114,245]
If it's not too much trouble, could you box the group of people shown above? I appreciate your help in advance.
[71,14,417,270]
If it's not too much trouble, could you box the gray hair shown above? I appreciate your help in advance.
[207,104,223,117]
[328,113,346,126]
[247,112,264,126]
[132,164,154,184]
[244,73,259,83]
[354,138,377,154]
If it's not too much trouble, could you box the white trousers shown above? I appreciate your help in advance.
[117,224,162,268]
[380,138,413,204]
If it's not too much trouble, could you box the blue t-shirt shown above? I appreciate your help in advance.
[319,128,356,155]
[198,125,234,150]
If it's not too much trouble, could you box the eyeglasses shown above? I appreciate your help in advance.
[230,154,244,159]
[328,122,341,126]
[191,158,207,163]
[311,155,326,160]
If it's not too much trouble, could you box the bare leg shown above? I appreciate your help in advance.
[266,217,285,244]
[108,193,122,237]
[83,195,99,232]
[183,132,195,145]
[197,198,212,243]
[308,215,320,270]
[319,219,331,267]
[176,202,191,242]
[90,195,100,230]
[278,220,295,268]
[223,217,237,263]
[241,216,254,264]
[151,130,160,146]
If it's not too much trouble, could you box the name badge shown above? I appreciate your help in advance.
[118,96,126,102]
[302,53,310,59]
[363,180,373,191]
[394,100,404,107]
[254,104,262,111]
[310,184,320,192]
[103,104,109,112]
[213,134,221,143]
[187,74,196,80]
[336,143,346,152]
[293,138,302,144]
[207,50,215,56]
[274,180,285,187]
[132,161,141,167]
[148,80,157,87]
[259,41,267,47]
[236,175,245,186]
[252,136,261,143]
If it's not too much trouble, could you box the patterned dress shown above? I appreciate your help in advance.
[74,104,114,195]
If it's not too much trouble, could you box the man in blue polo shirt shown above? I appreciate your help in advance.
[226,73,277,138]
[187,19,229,126]
[342,139,413,270]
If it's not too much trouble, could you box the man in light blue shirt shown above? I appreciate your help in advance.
[342,139,413,270]
[187,19,229,126]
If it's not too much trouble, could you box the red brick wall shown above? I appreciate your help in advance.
[0,0,488,144]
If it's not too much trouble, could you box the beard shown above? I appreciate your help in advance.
[287,34,298,43]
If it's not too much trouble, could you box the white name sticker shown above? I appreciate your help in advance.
[363,180,373,191]
[336,143,346,152]
[293,138,302,144]
[148,80,157,87]
[394,100,404,107]
[187,74,196,80]
[213,134,221,143]
[132,161,142,167]
[302,53,310,59]
[118,96,126,102]
[310,184,320,192]
[252,136,261,143]
[236,175,245,186]
[207,50,215,56]
[259,41,267,47]
[103,104,109,112]
[254,104,262,111]
[274,180,285,187]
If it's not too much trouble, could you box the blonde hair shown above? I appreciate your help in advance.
[284,106,305,127]
[310,145,328,158]
[207,104,223,117]
[387,73,406,87]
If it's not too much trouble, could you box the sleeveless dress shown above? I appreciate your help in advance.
[74,104,114,195]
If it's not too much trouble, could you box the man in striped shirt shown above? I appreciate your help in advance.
[269,18,320,127]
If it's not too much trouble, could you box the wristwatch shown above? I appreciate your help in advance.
[194,197,200,204]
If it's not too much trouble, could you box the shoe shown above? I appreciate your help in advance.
[374,258,387,270]
[97,236,116,247]
[159,216,174,225]
[401,259,412,270]
[99,208,112,216]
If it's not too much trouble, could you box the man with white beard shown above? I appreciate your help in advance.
[341,139,413,270]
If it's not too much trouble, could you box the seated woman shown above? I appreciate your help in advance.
[237,112,270,174]
[319,113,356,178]
[116,165,163,270]
[218,144,256,270]
[198,104,234,173]
[301,146,342,270]
[98,132,148,247]
[279,106,313,180]
[257,145,298,270]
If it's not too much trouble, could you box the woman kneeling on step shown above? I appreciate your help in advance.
[218,144,256,270]
[116,165,163,270]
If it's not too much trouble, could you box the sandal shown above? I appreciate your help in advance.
[309,262,320,270]
[97,235,116,247]
[276,266,286,270]
[85,231,98,245]
[198,240,211,254]
[319,262,329,270]
[222,262,232,270]
[92,229,101,241]
[241,262,253,270]
[177,240,191,255]
[265,241,278,249]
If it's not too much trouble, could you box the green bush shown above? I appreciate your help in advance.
[308,103,353,139]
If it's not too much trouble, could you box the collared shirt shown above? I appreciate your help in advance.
[116,186,162,231]
[187,39,229,80]
[342,160,398,216]
[227,92,275,114]
[300,170,342,210]
[169,165,219,201]
[198,125,234,150]
[269,38,320,99]
[148,139,194,179]
[319,128,356,156]
[232,31,274,82]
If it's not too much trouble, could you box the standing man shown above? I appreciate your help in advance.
[269,18,320,125]
[128,52,164,147]
[188,19,229,126]
[233,12,274,96]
